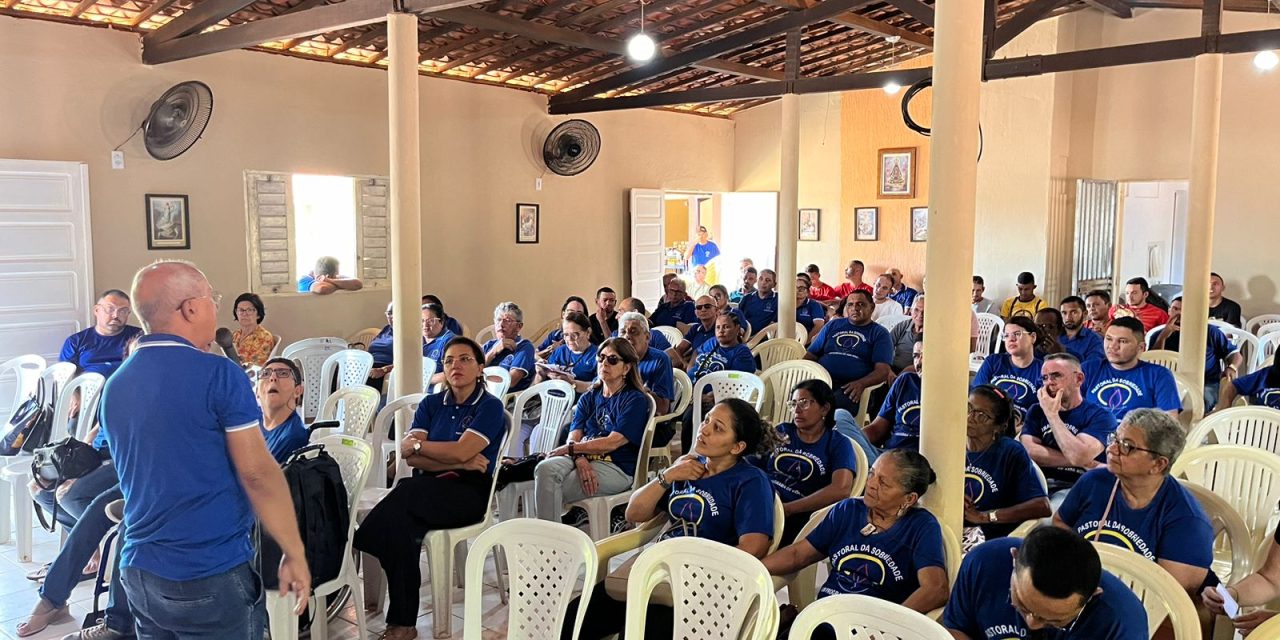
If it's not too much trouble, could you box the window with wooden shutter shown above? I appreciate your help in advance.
[355,177,390,286]
[245,170,295,294]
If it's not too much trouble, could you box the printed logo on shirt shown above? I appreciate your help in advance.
[1089,377,1143,411]
[964,466,1000,503]
[827,544,905,596]
[1078,519,1154,560]
[831,330,866,352]
[665,486,720,538]
[773,449,826,482]
[989,375,1036,403]
[982,625,1025,639]
[898,401,921,426]
[1260,389,1280,408]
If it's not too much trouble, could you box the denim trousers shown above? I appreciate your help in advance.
[121,561,264,640]
[40,484,133,633]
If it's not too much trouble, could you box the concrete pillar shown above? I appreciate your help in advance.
[918,1,984,533]
[776,91,800,340]
[388,12,423,399]
[1177,53,1222,391]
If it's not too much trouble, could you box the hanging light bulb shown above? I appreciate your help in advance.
[883,35,901,96]
[627,0,656,63]
[1255,50,1279,71]
[883,80,902,95]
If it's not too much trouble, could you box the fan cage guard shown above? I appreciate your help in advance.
[542,119,601,176]
[144,81,214,161]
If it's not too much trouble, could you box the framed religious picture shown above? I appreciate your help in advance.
[516,203,539,244]
[910,206,929,242]
[144,194,190,250]
[878,147,917,198]
[854,207,879,241]
[799,208,820,241]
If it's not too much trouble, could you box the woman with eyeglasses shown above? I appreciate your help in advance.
[536,296,589,359]
[708,284,749,333]
[971,316,1044,416]
[255,358,309,463]
[421,294,464,338]
[963,385,1050,539]
[353,337,508,640]
[230,293,273,368]
[532,338,651,522]
[754,379,855,545]
[535,311,598,393]
[563,398,779,640]
[421,303,456,387]
[1053,408,1213,596]
[365,302,397,391]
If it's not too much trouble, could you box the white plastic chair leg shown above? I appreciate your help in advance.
[266,592,299,640]
[427,537,455,639]
[0,478,11,544]
[584,502,609,541]
[15,494,32,562]
[310,593,329,640]
[492,548,509,605]
[453,543,467,588]
[496,489,519,521]
[347,569,369,640]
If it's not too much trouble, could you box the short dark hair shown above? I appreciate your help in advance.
[625,298,648,314]
[852,260,865,269]
[745,267,758,275]
[1211,272,1223,282]
[1109,316,1146,339]
[99,289,130,301]
[847,289,875,306]
[972,275,985,286]
[970,385,1016,436]
[805,264,821,275]
[792,379,836,430]
[1173,296,1183,304]
[562,296,588,312]
[263,357,302,384]
[562,311,591,332]
[421,302,445,320]
[232,293,266,324]
[595,287,615,299]
[1126,277,1151,292]
[1085,289,1112,305]
[1017,271,1036,286]
[422,294,446,314]
[797,273,812,287]
[1018,527,1102,601]
[1060,295,1086,309]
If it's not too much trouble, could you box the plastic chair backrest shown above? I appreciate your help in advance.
[464,519,598,640]
[281,337,347,358]
[1179,479,1253,582]
[475,324,496,344]
[628,396,659,491]
[267,334,283,359]
[1261,331,1280,366]
[345,327,381,351]
[1139,349,1180,373]
[1220,326,1262,374]
[1248,611,1280,637]
[528,318,562,348]
[845,435,868,497]
[319,349,375,399]
[1172,444,1280,559]
[484,366,512,398]
[1172,373,1205,431]
[317,385,381,439]
[975,313,1004,358]
[1092,543,1201,639]
[1,355,46,420]
[371,393,425,486]
[385,357,439,397]
[653,325,683,348]
[876,313,908,331]
[38,362,77,427]
[787,593,952,640]
[313,434,373,536]
[62,373,106,442]
[283,341,348,420]
[691,370,766,432]
[624,537,777,640]
[1146,324,1166,350]
[758,360,830,424]
[1185,406,1280,455]
[752,339,806,375]
[745,323,775,348]
[510,380,576,457]
[1247,314,1280,337]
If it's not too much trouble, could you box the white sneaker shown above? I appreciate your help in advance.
[63,622,128,640]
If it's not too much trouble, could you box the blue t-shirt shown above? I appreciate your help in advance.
[1021,402,1117,484]
[807,318,894,384]
[263,412,309,464]
[1155,326,1238,378]
[1232,366,1280,408]
[965,437,1047,536]
[659,460,774,546]
[546,343,599,383]
[367,325,395,366]
[943,537,1148,640]
[1059,468,1213,567]
[423,329,456,375]
[757,424,855,503]
[482,337,537,392]
[610,328,672,351]
[297,274,315,292]
[739,292,778,335]
[683,321,717,353]
[444,316,464,338]
[650,300,696,327]
[806,498,945,602]
[796,299,826,333]
[688,340,756,382]
[102,334,261,581]
[60,325,144,378]
[1061,329,1105,366]
[537,328,563,351]
[890,287,918,310]
[569,387,650,476]
[876,372,922,450]
[689,241,720,267]
[638,347,675,402]
[410,385,507,475]
[971,353,1044,415]
[1082,360,1181,422]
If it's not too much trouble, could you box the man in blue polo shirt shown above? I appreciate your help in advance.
[1021,353,1117,496]
[1059,295,1105,365]
[104,261,309,637]
[650,276,696,328]
[483,301,537,393]
[60,289,144,378]
[943,527,1147,639]
[739,269,778,337]
[1151,297,1243,410]
[1083,317,1182,421]
[619,312,674,416]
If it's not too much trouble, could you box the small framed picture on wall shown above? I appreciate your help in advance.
[910,207,928,242]
[799,208,820,241]
[854,207,878,241]
[878,147,917,198]
[516,203,539,244]
[145,194,190,250]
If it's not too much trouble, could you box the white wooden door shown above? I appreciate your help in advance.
[1118,180,1188,286]
[629,188,665,309]
[0,160,94,416]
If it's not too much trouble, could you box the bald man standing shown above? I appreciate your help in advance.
[102,261,309,638]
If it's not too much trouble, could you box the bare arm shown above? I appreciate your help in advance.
[1158,558,1209,593]
[863,416,891,447]
[1228,541,1280,606]
[969,497,1052,527]
[736,533,771,560]
[625,477,669,524]
[551,431,629,456]
[1044,412,1104,467]
[508,368,528,389]
[1217,380,1240,412]
[329,277,363,291]
[1019,435,1075,469]
[406,430,490,466]
[901,566,950,614]
[783,469,853,516]
[762,539,825,576]
[949,631,974,640]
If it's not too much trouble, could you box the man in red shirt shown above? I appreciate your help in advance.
[832,259,874,298]
[805,264,837,302]
[1108,277,1169,332]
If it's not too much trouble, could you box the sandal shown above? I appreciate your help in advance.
[24,563,51,582]
[16,601,71,638]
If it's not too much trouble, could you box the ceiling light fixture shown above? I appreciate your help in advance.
[883,35,901,95]
[627,0,656,63]
[1258,1,1279,71]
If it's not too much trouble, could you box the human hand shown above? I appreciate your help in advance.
[1168,312,1182,332]
[501,338,517,351]
[663,454,708,482]
[277,552,312,615]
[1236,609,1276,635]
[399,433,425,458]
[1037,386,1062,414]
[841,381,865,402]
[549,444,573,458]
[1201,585,1227,616]
[577,457,598,496]
[463,454,489,473]
[54,478,77,502]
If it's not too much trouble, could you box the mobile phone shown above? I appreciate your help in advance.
[1216,584,1240,619]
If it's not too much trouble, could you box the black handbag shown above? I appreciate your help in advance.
[1,379,55,456]
[496,453,546,491]
[30,437,103,531]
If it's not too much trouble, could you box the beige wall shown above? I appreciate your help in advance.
[0,16,734,341]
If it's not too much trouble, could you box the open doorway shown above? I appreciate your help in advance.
[1117,180,1188,300]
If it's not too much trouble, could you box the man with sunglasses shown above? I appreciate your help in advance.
[256,358,309,463]
[944,526,1147,639]
[668,295,718,369]
[60,289,144,378]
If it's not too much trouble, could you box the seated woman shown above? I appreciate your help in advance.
[1218,359,1280,410]
[794,273,826,341]
[763,448,949,628]
[483,301,537,393]
[366,302,396,391]
[1054,408,1213,594]
[256,358,310,463]
[682,311,757,452]
[709,284,749,335]
[805,290,893,413]
[971,316,1044,417]
[419,303,457,388]
[353,338,507,640]
[964,385,1051,540]
[757,379,855,545]
[1203,514,1280,634]
[231,292,274,368]
[532,338,651,521]
[668,295,718,369]
[857,339,923,456]
[564,398,780,640]
[535,311,598,393]
[422,294,465,338]
[536,296,589,358]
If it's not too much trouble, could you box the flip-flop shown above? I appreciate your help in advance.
[15,605,71,637]
[24,563,51,582]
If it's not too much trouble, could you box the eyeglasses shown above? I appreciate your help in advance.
[597,353,623,365]
[966,404,995,422]
[257,367,296,382]
[694,304,714,311]
[1010,574,1091,630]
[786,398,816,410]
[443,355,477,366]
[176,291,222,310]
[97,304,131,318]
[234,306,257,315]
[1004,331,1028,341]
[1106,433,1160,457]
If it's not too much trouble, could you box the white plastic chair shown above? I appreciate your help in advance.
[463,519,597,640]
[364,393,425,496]
[1146,324,1167,350]
[315,385,380,439]
[496,380,576,521]
[1247,314,1280,337]
[649,369,693,472]
[1260,331,1280,368]
[567,396,658,541]
[876,313,909,331]
[345,327,382,351]
[385,357,439,396]
[1185,405,1280,455]
[787,593,951,640]
[751,339,806,374]
[475,324,496,344]
[1093,542,1201,640]
[759,360,831,424]
[691,370,766,431]
[624,537,778,640]
[282,340,349,420]
[653,325,683,348]
[1179,480,1254,585]
[1220,326,1262,374]
[974,312,1004,358]
[267,435,373,640]
[1139,349,1180,373]
[267,334,283,359]
[846,434,869,498]
[484,366,512,399]
[319,349,375,402]
[1172,444,1280,568]
[1172,373,1205,432]
[0,355,45,423]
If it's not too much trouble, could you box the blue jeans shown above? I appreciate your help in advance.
[833,409,882,466]
[122,562,264,640]
[40,485,133,633]
[33,460,117,529]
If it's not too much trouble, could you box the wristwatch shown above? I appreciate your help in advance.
[658,468,673,489]
[412,441,421,454]
[987,510,998,523]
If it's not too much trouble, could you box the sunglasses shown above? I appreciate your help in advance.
[597,353,623,365]
[695,304,715,311]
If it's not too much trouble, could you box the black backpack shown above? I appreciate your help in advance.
[257,444,350,591]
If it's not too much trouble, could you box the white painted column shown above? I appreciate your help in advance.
[918,1,983,533]
[776,91,800,340]
[388,12,423,399]
[1178,53,1222,390]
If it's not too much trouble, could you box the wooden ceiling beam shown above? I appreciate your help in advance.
[555,0,628,26]
[755,0,931,48]
[67,0,100,18]
[436,36,514,71]
[1126,0,1274,10]
[130,0,180,26]
[881,0,933,27]
[327,22,385,56]
[270,0,337,51]
[1084,0,1133,16]
[144,0,262,44]
[421,28,490,60]
[590,0,688,33]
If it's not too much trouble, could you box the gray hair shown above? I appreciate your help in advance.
[130,260,208,332]
[1122,408,1186,469]
[493,301,523,324]
[619,311,649,331]
[1043,352,1082,373]
[314,256,339,277]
